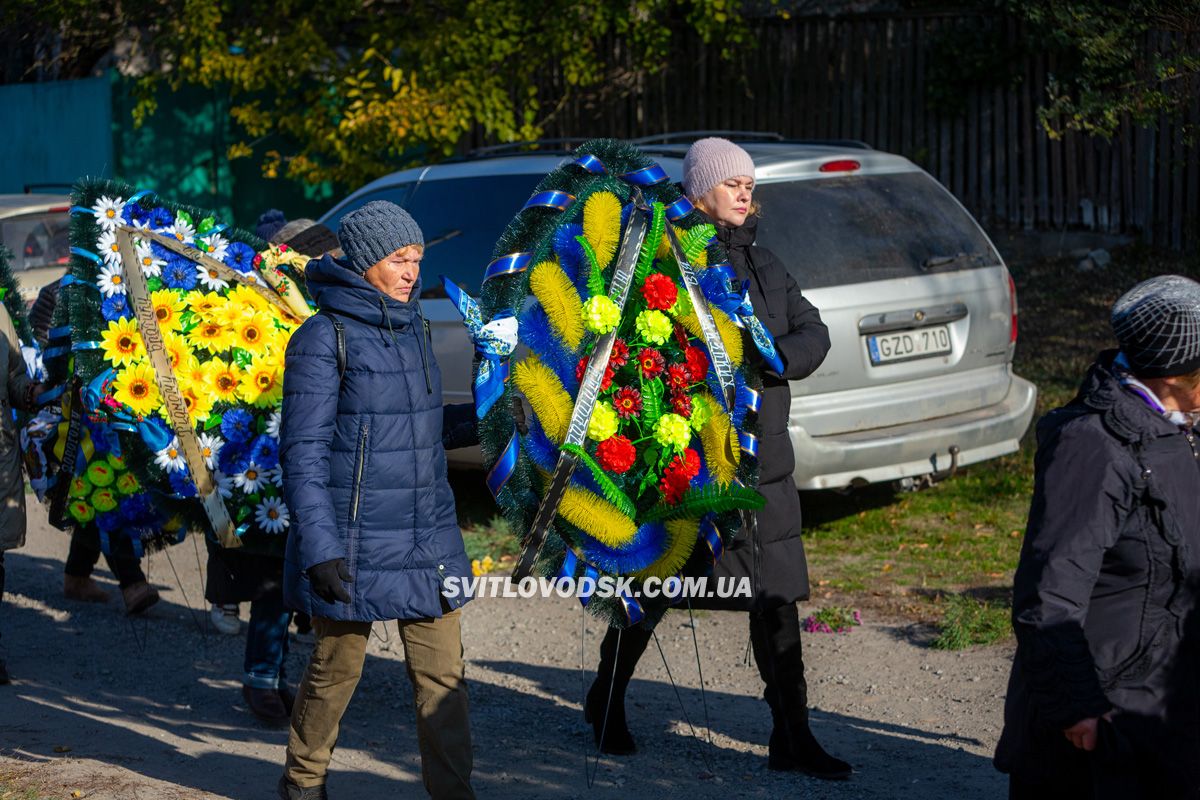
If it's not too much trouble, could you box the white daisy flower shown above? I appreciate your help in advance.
[135,241,164,278]
[203,234,230,262]
[197,432,224,470]
[265,410,282,438]
[194,263,229,292]
[215,470,234,499]
[167,215,196,243]
[254,496,290,534]
[96,264,127,297]
[91,196,125,231]
[234,462,266,494]
[264,466,284,487]
[96,229,125,267]
[154,437,187,473]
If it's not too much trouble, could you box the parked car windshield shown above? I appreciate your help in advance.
[323,174,540,296]
[2,211,71,272]
[754,171,1000,289]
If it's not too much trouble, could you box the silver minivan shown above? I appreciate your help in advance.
[320,140,1036,490]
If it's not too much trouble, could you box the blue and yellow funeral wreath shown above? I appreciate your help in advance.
[445,139,782,627]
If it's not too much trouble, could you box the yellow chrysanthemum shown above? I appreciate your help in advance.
[113,362,161,417]
[100,317,145,367]
[160,331,192,372]
[205,359,243,402]
[239,358,284,407]
[233,312,272,353]
[187,292,226,320]
[151,289,186,332]
[586,401,619,443]
[181,382,215,423]
[187,318,234,354]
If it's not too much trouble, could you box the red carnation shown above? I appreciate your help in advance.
[666,448,701,480]
[685,346,709,382]
[673,323,691,349]
[613,386,643,419]
[670,393,692,417]
[658,469,691,505]
[641,273,679,311]
[610,339,629,368]
[596,435,637,474]
[637,348,665,378]
[666,363,692,392]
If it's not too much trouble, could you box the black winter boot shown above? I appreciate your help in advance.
[277,776,328,799]
[585,624,653,755]
[750,603,852,780]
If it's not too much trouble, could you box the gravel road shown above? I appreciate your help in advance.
[0,498,1013,799]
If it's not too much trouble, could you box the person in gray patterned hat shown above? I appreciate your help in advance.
[995,274,1200,798]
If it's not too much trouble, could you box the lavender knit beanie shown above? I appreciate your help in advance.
[683,138,756,199]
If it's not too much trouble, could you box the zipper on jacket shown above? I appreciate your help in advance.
[350,422,370,522]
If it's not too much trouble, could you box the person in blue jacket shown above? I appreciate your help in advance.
[277,201,477,800]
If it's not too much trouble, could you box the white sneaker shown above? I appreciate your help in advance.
[210,603,241,635]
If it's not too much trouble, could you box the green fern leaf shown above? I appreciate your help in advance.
[578,235,605,297]
[633,202,666,285]
[641,484,765,523]
[680,223,716,263]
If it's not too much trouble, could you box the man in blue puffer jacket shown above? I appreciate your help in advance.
[277,201,476,800]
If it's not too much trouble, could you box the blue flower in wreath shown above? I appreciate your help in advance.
[151,241,173,261]
[249,434,279,471]
[168,470,198,498]
[223,241,256,273]
[218,441,251,475]
[148,206,174,230]
[95,510,120,533]
[101,293,130,322]
[122,202,150,227]
[221,408,255,444]
[118,494,157,527]
[162,255,198,290]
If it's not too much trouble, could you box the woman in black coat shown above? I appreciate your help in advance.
[995,276,1200,799]
[585,138,849,779]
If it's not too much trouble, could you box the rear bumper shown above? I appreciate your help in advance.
[791,375,1037,490]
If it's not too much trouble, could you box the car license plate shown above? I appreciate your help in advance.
[867,325,952,365]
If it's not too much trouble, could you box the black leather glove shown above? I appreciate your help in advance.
[307,558,353,604]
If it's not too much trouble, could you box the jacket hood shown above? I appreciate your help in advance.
[1074,349,1183,443]
[713,213,760,251]
[304,254,422,329]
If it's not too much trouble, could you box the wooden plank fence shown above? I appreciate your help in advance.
[521,13,1199,251]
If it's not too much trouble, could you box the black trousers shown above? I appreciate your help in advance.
[0,551,6,647]
[63,526,145,588]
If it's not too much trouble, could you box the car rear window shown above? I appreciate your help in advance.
[753,172,1000,289]
[1,211,71,272]
[323,174,540,297]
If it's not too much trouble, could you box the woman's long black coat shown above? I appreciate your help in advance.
[701,216,831,611]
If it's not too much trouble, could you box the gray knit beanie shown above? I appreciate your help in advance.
[337,200,424,275]
[1111,275,1200,378]
[683,137,756,199]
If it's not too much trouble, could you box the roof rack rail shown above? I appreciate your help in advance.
[631,130,786,145]
[467,138,594,158]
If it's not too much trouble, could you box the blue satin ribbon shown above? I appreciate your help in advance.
[199,224,228,238]
[573,154,607,174]
[619,591,645,625]
[579,565,599,606]
[738,430,759,459]
[82,369,116,413]
[697,267,785,374]
[619,164,669,186]
[59,274,86,287]
[442,276,516,417]
[737,384,761,415]
[665,197,696,222]
[47,325,72,342]
[72,341,103,352]
[42,345,70,361]
[524,190,576,212]
[559,550,601,607]
[70,247,102,264]
[35,384,66,405]
[70,206,94,216]
[137,416,173,453]
[483,252,534,282]
[127,189,155,204]
[700,514,723,563]
[486,429,519,499]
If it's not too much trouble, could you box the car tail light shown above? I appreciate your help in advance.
[819,160,861,173]
[1007,272,1019,344]
[48,205,70,213]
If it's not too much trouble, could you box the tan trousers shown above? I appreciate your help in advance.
[283,609,474,799]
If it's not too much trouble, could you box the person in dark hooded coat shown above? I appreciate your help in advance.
[277,201,476,800]
[584,138,849,780]
[995,275,1200,799]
